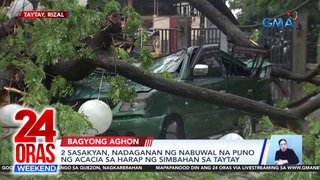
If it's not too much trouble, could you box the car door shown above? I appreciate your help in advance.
[184,44,234,137]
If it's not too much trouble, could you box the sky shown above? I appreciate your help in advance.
[226,0,241,19]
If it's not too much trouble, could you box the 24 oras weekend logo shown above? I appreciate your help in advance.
[13,108,59,174]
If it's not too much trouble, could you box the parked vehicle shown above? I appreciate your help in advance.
[59,44,272,139]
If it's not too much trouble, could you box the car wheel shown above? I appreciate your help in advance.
[162,116,185,139]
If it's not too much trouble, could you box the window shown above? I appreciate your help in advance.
[150,49,186,74]
[195,49,222,77]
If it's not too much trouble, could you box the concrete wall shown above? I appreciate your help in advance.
[153,16,170,29]
[153,16,199,29]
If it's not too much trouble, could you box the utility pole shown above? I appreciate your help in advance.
[291,12,309,100]
[154,0,156,16]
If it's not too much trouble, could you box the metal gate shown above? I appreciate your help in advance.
[190,28,221,46]
[154,27,221,55]
[307,24,320,64]
[259,28,294,101]
[154,28,178,54]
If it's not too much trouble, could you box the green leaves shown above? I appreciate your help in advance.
[108,75,136,104]
[103,0,121,15]
[117,48,135,63]
[141,47,153,71]
[122,6,142,35]
[302,83,320,96]
[0,123,14,166]
[75,44,96,59]
[0,8,8,22]
[275,98,289,109]
[303,118,320,164]
[55,104,92,136]
[30,2,102,66]
[229,0,304,24]
[12,59,50,110]
[249,115,274,139]
[23,84,50,110]
[0,135,13,164]
[158,71,174,80]
[49,76,74,97]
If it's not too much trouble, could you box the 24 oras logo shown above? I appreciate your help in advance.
[13,108,59,174]
[262,11,299,28]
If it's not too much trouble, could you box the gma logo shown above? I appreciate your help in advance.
[262,18,294,28]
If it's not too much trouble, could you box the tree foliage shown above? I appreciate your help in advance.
[228,0,315,25]
[0,0,152,179]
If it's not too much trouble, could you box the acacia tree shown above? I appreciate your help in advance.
[0,0,319,179]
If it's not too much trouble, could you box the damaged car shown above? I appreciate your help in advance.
[58,44,272,139]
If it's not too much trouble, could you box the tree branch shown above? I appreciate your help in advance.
[4,86,27,95]
[271,64,320,85]
[292,95,320,119]
[0,17,23,39]
[287,91,318,108]
[271,75,288,96]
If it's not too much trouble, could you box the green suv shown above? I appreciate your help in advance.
[60,44,272,139]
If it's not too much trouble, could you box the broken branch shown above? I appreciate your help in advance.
[4,86,27,95]
[271,64,320,85]
[287,91,318,108]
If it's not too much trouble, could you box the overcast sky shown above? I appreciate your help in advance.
[226,0,241,18]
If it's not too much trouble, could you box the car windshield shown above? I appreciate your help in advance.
[150,49,186,73]
[72,50,187,94]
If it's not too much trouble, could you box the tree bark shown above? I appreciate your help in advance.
[206,0,239,25]
[44,58,97,81]
[292,95,320,119]
[287,90,318,108]
[271,66,320,85]
[185,0,254,47]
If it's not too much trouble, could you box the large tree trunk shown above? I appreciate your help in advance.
[185,0,254,47]
[206,0,239,25]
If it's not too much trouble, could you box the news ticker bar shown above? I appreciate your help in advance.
[1,165,320,172]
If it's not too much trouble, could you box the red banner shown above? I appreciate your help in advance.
[60,136,154,147]
[18,11,69,18]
